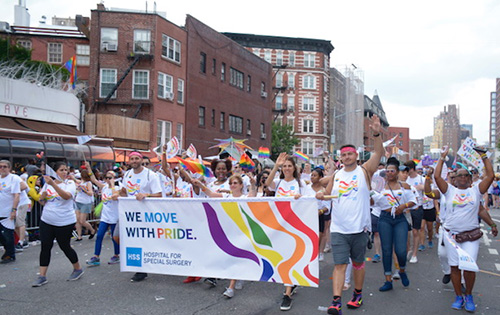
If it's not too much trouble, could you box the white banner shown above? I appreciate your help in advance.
[456,137,491,172]
[444,233,479,272]
[119,197,319,287]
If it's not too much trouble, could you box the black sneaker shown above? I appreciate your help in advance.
[204,278,217,287]
[131,272,148,282]
[442,274,451,284]
[0,256,15,264]
[15,244,24,252]
[280,294,292,311]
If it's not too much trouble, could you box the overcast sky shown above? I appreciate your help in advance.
[3,0,499,144]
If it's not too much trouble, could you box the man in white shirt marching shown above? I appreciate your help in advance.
[120,151,162,282]
[0,160,21,264]
[319,115,384,315]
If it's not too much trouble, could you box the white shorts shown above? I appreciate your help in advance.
[15,203,31,228]
[444,230,480,267]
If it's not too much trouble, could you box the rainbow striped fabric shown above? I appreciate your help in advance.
[239,153,255,172]
[177,157,213,177]
[293,151,310,161]
[64,55,77,89]
[258,147,270,159]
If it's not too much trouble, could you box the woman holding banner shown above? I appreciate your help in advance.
[434,146,497,312]
[192,173,257,298]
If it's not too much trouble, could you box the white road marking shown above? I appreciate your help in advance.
[482,229,491,246]
[496,264,500,272]
[489,248,499,255]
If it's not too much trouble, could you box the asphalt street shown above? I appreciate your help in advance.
[1,209,500,315]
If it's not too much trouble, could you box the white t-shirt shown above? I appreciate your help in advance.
[159,173,174,198]
[75,181,94,204]
[443,184,481,233]
[207,179,230,194]
[370,190,387,217]
[422,183,436,210]
[269,178,308,197]
[439,194,447,224]
[406,174,424,208]
[379,186,417,211]
[175,178,193,198]
[330,166,372,234]
[41,180,77,226]
[17,175,31,207]
[0,174,21,218]
[122,168,162,197]
[100,184,121,224]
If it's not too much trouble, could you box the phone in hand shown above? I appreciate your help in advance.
[473,146,487,154]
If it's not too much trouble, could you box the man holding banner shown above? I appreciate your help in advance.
[319,115,384,315]
[120,151,162,282]
[434,146,496,312]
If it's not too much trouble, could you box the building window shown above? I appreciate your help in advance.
[212,58,216,75]
[303,119,314,133]
[134,29,151,53]
[264,50,271,62]
[221,63,226,82]
[156,120,172,146]
[253,48,260,56]
[17,39,31,50]
[246,119,251,136]
[287,117,295,131]
[288,96,295,111]
[158,72,173,100]
[177,79,184,104]
[289,51,295,66]
[199,106,206,127]
[399,132,403,138]
[276,95,283,110]
[288,74,295,88]
[177,123,183,148]
[323,77,328,92]
[220,112,225,130]
[304,53,315,68]
[276,51,283,66]
[303,74,316,89]
[276,73,283,88]
[47,43,62,64]
[211,109,215,126]
[200,52,206,73]
[76,44,90,66]
[303,97,315,111]
[302,140,314,155]
[230,67,244,89]
[161,35,181,63]
[101,28,118,51]
[229,115,243,134]
[247,75,251,92]
[99,69,116,98]
[132,70,149,99]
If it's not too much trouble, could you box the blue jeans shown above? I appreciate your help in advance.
[94,222,119,256]
[0,222,15,259]
[378,211,408,275]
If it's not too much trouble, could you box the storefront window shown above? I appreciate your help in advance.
[90,146,114,161]
[0,139,10,156]
[11,140,44,156]
[63,144,91,160]
[44,142,65,158]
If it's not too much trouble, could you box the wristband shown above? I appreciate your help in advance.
[11,208,17,212]
[480,153,487,159]
[440,157,446,161]
[88,172,93,176]
[491,223,497,228]
[373,133,380,137]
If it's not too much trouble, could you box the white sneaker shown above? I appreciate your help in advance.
[318,253,324,261]
[409,256,418,264]
[223,287,234,298]
[343,283,351,291]
[234,280,244,290]
[324,244,331,253]
[392,270,401,280]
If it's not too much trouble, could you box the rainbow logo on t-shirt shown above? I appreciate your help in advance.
[277,186,296,197]
[452,193,473,208]
[383,192,402,206]
[126,181,141,196]
[338,179,358,198]
[0,181,6,191]
[45,187,61,202]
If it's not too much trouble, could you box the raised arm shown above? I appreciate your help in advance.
[478,152,494,194]
[434,147,449,194]
[266,152,287,189]
[84,161,105,189]
[362,114,384,176]
[192,179,222,198]
[161,144,173,179]
[424,167,440,200]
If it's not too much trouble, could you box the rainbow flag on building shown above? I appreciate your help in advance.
[258,147,270,159]
[239,152,255,172]
[64,55,77,89]
[293,151,310,161]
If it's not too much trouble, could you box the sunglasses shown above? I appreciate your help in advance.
[105,177,114,180]
[386,169,397,173]
[455,174,470,178]
[261,177,268,180]
[142,163,150,166]
[0,165,9,169]
[229,181,241,185]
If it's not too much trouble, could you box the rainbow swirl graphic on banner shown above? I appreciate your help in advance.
[202,200,319,286]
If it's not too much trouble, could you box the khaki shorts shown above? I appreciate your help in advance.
[15,204,30,227]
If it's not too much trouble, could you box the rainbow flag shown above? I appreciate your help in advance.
[412,159,420,164]
[258,147,270,159]
[239,152,255,172]
[293,151,309,161]
[177,157,213,177]
[64,55,77,89]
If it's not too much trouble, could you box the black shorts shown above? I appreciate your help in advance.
[423,207,436,222]
[319,214,326,233]
[410,207,424,230]
[371,213,379,233]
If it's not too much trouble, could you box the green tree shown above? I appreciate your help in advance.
[271,121,299,160]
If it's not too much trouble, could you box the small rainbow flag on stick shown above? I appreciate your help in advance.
[177,157,213,177]
[258,147,270,159]
[293,151,310,161]
[239,152,255,172]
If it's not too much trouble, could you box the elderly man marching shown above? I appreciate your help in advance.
[0,160,21,264]
[317,115,384,315]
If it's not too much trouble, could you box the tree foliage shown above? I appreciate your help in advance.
[0,38,31,61]
[271,121,299,160]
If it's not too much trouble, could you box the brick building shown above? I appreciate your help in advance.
[431,104,461,154]
[223,33,333,163]
[388,126,410,161]
[185,17,272,157]
[410,139,424,160]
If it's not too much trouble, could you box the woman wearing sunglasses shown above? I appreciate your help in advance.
[192,174,257,299]
[377,157,416,292]
[84,162,121,266]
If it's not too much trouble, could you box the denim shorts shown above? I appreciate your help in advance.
[331,231,369,265]
[75,202,93,214]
